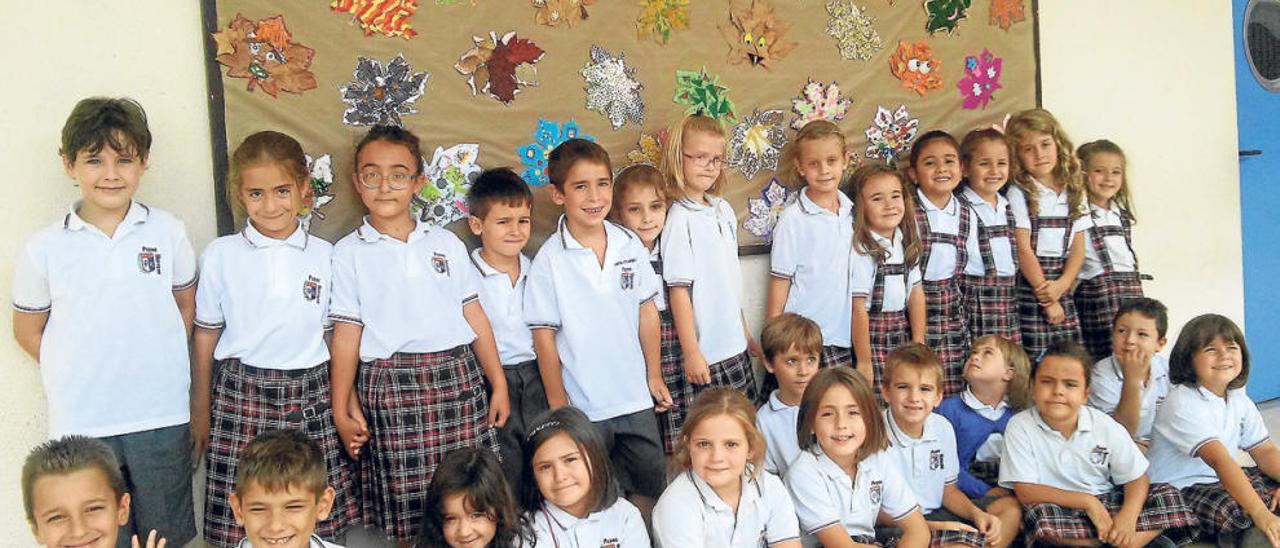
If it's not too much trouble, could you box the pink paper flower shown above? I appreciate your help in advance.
[956,49,1002,110]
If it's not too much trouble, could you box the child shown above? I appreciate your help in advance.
[1004,109,1092,357]
[957,129,1021,345]
[228,429,345,548]
[11,97,196,546]
[328,125,509,543]
[466,167,547,492]
[999,340,1197,547]
[1075,139,1145,360]
[1147,314,1280,545]
[756,313,822,476]
[1087,298,1170,446]
[846,163,926,398]
[768,120,855,368]
[418,447,533,548]
[785,366,931,547]
[23,435,166,548]
[906,131,977,397]
[522,406,652,547]
[661,113,759,403]
[653,388,802,547]
[524,139,671,520]
[193,130,358,547]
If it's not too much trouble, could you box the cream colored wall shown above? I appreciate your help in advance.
[0,0,1240,544]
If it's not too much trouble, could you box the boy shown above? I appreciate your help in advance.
[466,167,547,493]
[12,97,196,547]
[1087,297,1171,446]
[755,312,822,477]
[230,429,343,548]
[524,138,672,521]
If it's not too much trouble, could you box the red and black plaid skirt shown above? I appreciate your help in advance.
[204,360,359,547]
[1016,256,1083,358]
[1181,466,1280,537]
[1075,271,1144,362]
[869,309,910,401]
[358,346,498,541]
[657,310,688,454]
[822,344,854,369]
[928,528,985,547]
[923,278,970,397]
[1023,482,1198,546]
[961,274,1021,345]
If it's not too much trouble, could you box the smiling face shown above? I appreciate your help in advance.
[964,340,1013,386]
[859,172,906,237]
[550,160,612,234]
[531,432,593,518]
[352,139,425,223]
[688,414,751,501]
[964,139,1010,200]
[1111,312,1166,362]
[1084,151,1125,206]
[468,201,532,261]
[1016,131,1059,183]
[794,136,850,199]
[440,492,497,548]
[28,469,128,548]
[1031,356,1089,430]
[240,162,306,240]
[1192,336,1244,397]
[882,366,943,432]
[910,138,961,202]
[229,482,334,548]
[616,183,666,248]
[812,384,869,470]
[766,344,820,405]
[680,131,726,198]
[64,140,146,218]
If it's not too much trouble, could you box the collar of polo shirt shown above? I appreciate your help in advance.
[916,187,958,214]
[686,468,761,513]
[1031,405,1095,437]
[961,387,1009,412]
[884,408,939,446]
[1030,176,1070,203]
[810,445,868,481]
[241,220,308,250]
[470,247,529,279]
[768,390,793,412]
[961,187,1009,211]
[797,187,853,217]
[555,215,632,250]
[870,227,903,252]
[64,200,150,233]
[543,501,601,531]
[354,215,428,244]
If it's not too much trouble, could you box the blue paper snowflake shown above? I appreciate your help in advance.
[516,118,594,187]
[742,178,795,242]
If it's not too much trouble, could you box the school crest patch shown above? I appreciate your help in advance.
[302,275,322,302]
[432,252,450,275]
[620,266,634,290]
[869,480,883,505]
[599,538,620,548]
[929,449,944,470]
[1089,445,1109,466]
[137,246,161,274]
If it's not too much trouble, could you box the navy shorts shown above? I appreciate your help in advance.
[100,423,196,548]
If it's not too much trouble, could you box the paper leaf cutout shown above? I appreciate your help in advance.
[924,0,972,34]
[534,0,594,27]
[637,0,690,44]
[299,154,335,226]
[727,109,787,180]
[864,105,920,164]
[412,144,482,227]
[211,14,317,98]
[673,67,737,126]
[330,0,419,39]
[517,118,594,187]
[581,45,645,130]
[888,40,943,97]
[790,79,852,130]
[956,49,1003,109]
[825,0,883,61]
[626,129,668,167]
[989,0,1025,30]
[718,0,797,69]
[743,178,795,242]
[339,54,428,126]
[455,31,546,105]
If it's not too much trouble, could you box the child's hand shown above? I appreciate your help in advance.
[1083,498,1113,541]
[189,405,210,468]
[1043,301,1066,325]
[746,335,764,359]
[971,509,1001,541]
[1255,512,1280,547]
[131,530,167,548]
[1036,278,1067,303]
[683,351,711,385]
[487,388,510,428]
[648,373,673,413]
[1115,345,1153,378]
[1104,509,1138,548]
[335,402,368,459]
[928,520,978,533]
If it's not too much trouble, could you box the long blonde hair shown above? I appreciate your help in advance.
[845,163,920,268]
[661,114,728,199]
[777,120,849,189]
[1005,109,1085,221]
[673,388,766,479]
[1077,139,1137,224]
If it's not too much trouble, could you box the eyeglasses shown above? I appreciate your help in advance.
[682,152,724,169]
[357,171,417,191]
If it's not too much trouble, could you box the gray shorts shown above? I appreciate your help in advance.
[496,360,549,496]
[595,408,665,498]
[100,423,196,548]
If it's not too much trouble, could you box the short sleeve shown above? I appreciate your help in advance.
[1088,359,1122,414]
[170,219,198,290]
[998,414,1040,487]
[1006,186,1031,230]
[651,477,701,548]
[849,250,875,299]
[451,239,481,305]
[328,241,363,326]
[660,208,696,287]
[193,245,225,329]
[1105,416,1148,485]
[11,238,51,313]
[761,472,802,545]
[770,210,799,279]
[1071,212,1093,235]
[523,249,561,331]
[907,264,923,290]
[617,499,652,548]
[878,456,920,521]
[785,455,842,535]
[941,419,960,484]
[1239,393,1270,450]
[1153,391,1215,458]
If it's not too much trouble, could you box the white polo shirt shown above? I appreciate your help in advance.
[329,218,479,361]
[961,388,1011,461]
[649,243,668,312]
[470,249,535,366]
[850,228,922,312]
[195,222,331,370]
[960,188,1017,277]
[237,535,343,548]
[531,499,650,548]
[916,189,978,281]
[661,195,747,364]
[1080,202,1137,280]
[757,390,802,476]
[998,406,1147,495]
[884,410,960,513]
[654,468,800,548]
[786,448,919,546]
[11,201,196,438]
[1006,180,1092,258]
[1148,385,1271,489]
[1087,354,1170,442]
[524,217,659,421]
[770,189,855,347]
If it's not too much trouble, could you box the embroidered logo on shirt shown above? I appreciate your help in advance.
[432,252,450,275]
[620,266,634,290]
[929,449,944,470]
[869,480,883,505]
[1089,445,1110,466]
[302,275,322,302]
[137,246,161,274]
[600,539,620,548]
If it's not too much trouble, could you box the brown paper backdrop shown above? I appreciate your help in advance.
[202,0,1040,253]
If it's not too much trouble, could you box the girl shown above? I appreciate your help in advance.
[661,113,759,404]
[522,406,651,547]
[1004,109,1091,357]
[653,388,802,547]
[957,129,1021,345]
[846,163,925,398]
[767,120,855,369]
[418,447,533,548]
[328,125,510,543]
[785,366,931,547]
[1148,314,1280,545]
[192,130,358,547]
[999,340,1198,547]
[907,130,976,397]
[1074,139,1145,361]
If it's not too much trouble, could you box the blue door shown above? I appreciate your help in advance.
[1237,0,1280,401]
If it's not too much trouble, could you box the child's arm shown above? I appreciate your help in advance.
[190,327,220,464]
[742,311,762,357]
[1111,349,1153,439]
[640,300,673,411]
[329,322,367,459]
[669,286,710,384]
[851,297,873,384]
[766,276,791,319]
[895,510,932,548]
[1105,474,1149,548]
[531,329,568,408]
[11,311,47,361]
[1012,228,1048,294]
[813,526,864,548]
[941,484,1000,540]
[1042,232,1085,302]
[174,286,195,339]
[462,300,509,427]
[1012,483,1113,538]
[1206,440,1280,544]
[906,283,926,344]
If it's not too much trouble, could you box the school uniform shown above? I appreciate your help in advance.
[236,535,344,548]
[882,410,985,548]
[1087,354,1170,442]
[1148,385,1278,537]
[757,390,802,476]
[1076,202,1145,360]
[654,468,801,547]
[770,188,855,367]
[195,222,357,547]
[531,499,650,548]
[958,188,1020,344]
[11,201,197,546]
[915,190,976,396]
[329,217,497,541]
[651,236,692,455]
[850,228,922,399]
[936,390,1015,498]
[786,447,920,547]
[999,406,1197,545]
[524,217,666,498]
[1006,181,1091,357]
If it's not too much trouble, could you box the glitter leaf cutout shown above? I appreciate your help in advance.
[864,105,920,164]
[339,54,428,126]
[743,178,795,242]
[413,144,482,227]
[790,79,852,130]
[727,109,788,180]
[581,45,645,130]
[637,0,690,44]
[825,0,882,61]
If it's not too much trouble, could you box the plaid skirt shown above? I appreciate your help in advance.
[1023,482,1198,546]
[1016,257,1083,358]
[204,360,359,547]
[358,346,498,541]
[1181,466,1280,537]
[869,309,911,401]
[961,274,1021,345]
[657,310,688,454]
[929,528,985,548]
[822,345,854,369]
[923,278,970,397]
[1076,271,1145,362]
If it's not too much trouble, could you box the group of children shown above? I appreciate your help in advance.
[14,96,1280,548]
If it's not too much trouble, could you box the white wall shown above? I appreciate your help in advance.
[0,1,1241,545]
